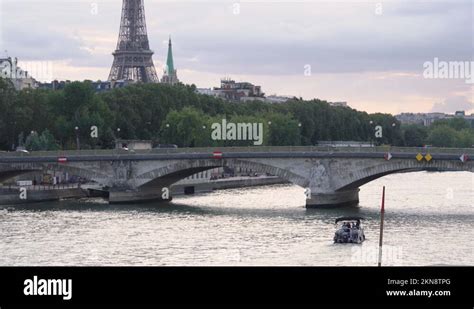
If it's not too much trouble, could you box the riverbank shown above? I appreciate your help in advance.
[0,186,88,205]
[171,176,288,195]
[0,176,288,205]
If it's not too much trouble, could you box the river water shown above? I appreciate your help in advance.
[0,171,472,266]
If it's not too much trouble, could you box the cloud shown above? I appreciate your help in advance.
[153,1,472,75]
[1,0,472,75]
[430,96,474,113]
[1,0,472,114]
[1,26,91,62]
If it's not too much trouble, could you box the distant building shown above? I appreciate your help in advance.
[212,78,265,102]
[196,79,348,107]
[196,88,220,97]
[37,79,133,92]
[196,81,266,102]
[395,112,445,126]
[161,37,179,85]
[37,80,71,91]
[329,101,348,107]
[0,57,38,90]
[265,95,294,104]
[396,111,474,127]
[443,112,474,127]
[91,80,133,92]
[240,96,267,102]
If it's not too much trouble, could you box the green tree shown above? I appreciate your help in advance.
[432,118,470,131]
[0,80,418,150]
[25,130,59,151]
[160,107,211,147]
[457,128,474,148]
[402,124,428,147]
[0,78,18,149]
[427,125,460,147]
[267,113,301,146]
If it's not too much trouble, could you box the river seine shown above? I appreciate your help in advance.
[1,171,472,266]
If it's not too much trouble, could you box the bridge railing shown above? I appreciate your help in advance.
[0,183,81,191]
[1,146,473,157]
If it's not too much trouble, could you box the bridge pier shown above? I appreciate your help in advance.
[306,189,360,208]
[108,188,172,204]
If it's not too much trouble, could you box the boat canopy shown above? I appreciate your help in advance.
[335,216,364,224]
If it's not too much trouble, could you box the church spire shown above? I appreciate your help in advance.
[166,36,175,74]
[161,36,179,85]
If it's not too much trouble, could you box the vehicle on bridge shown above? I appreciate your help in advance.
[15,146,29,154]
[154,144,178,149]
[334,217,365,244]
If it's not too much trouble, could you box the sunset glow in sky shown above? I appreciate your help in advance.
[1,0,473,115]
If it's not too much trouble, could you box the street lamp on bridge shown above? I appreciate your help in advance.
[75,126,80,150]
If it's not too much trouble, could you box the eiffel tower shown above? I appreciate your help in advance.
[108,0,159,83]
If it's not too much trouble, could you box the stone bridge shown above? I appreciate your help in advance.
[0,146,473,207]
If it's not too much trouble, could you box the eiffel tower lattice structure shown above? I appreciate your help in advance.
[108,0,159,83]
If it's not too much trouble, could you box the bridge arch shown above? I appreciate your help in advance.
[0,163,110,186]
[0,163,44,183]
[136,158,308,189]
[335,159,473,191]
[50,164,111,185]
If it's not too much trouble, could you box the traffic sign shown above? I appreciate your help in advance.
[416,153,423,161]
[424,153,432,162]
[384,152,392,161]
[460,154,469,163]
[213,151,223,159]
[58,157,68,163]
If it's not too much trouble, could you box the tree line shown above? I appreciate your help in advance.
[0,78,472,150]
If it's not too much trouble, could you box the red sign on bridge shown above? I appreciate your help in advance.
[212,151,223,159]
[57,157,68,163]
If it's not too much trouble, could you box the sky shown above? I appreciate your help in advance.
[0,0,473,115]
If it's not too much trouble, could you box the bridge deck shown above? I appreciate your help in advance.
[0,146,473,163]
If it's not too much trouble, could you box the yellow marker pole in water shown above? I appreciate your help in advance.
[378,186,386,267]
